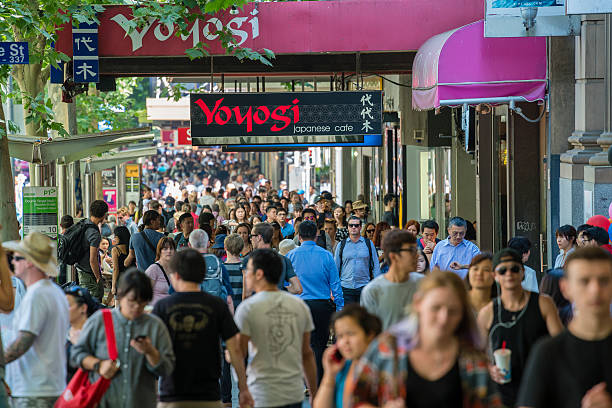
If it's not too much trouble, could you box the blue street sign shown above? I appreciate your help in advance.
[73,59,99,83]
[72,33,98,57]
[0,42,29,64]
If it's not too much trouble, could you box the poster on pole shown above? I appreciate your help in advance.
[103,188,118,214]
[125,163,140,205]
[101,167,117,188]
[22,187,58,240]
[492,0,562,7]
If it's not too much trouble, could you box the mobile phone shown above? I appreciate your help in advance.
[331,349,344,363]
[134,335,147,341]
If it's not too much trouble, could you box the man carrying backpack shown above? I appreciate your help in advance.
[74,200,108,301]
[334,216,381,304]
[188,229,235,313]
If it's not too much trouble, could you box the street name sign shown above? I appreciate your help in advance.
[73,22,99,83]
[190,91,382,146]
[0,42,29,64]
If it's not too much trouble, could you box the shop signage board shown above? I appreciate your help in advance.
[161,129,175,144]
[190,91,382,146]
[125,164,140,205]
[22,187,58,239]
[566,0,612,14]
[54,3,484,58]
[0,42,29,64]
[177,127,192,145]
[103,188,118,214]
[72,22,99,83]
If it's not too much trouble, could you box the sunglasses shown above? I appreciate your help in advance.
[348,224,361,228]
[12,255,25,262]
[496,265,521,275]
[366,229,375,233]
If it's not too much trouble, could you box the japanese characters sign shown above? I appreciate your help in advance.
[72,22,99,83]
[22,187,58,239]
[0,42,29,64]
[190,91,382,146]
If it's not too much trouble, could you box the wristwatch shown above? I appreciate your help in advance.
[92,360,101,374]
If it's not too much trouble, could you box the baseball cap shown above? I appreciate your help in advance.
[492,248,523,269]
[165,196,175,206]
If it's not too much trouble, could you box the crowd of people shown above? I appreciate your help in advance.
[0,150,611,408]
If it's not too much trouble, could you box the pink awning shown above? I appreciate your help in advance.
[412,20,547,111]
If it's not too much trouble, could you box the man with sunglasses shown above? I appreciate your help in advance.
[517,247,612,408]
[361,230,422,330]
[334,216,381,304]
[244,223,302,296]
[478,248,563,408]
[431,216,480,279]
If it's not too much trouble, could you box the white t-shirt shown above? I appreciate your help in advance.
[234,291,314,407]
[11,279,69,397]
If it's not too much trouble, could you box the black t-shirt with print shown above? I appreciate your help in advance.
[153,291,239,402]
[517,329,612,408]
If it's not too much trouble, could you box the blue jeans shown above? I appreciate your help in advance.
[341,287,363,304]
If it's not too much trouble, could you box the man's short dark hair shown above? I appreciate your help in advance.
[198,212,215,228]
[564,246,612,276]
[169,248,206,283]
[421,220,439,233]
[277,208,287,216]
[266,204,277,213]
[583,227,609,246]
[142,210,161,226]
[249,248,282,285]
[60,215,74,229]
[381,230,416,264]
[298,221,318,240]
[117,268,153,302]
[178,212,193,226]
[383,193,396,206]
[577,224,591,235]
[556,224,577,242]
[90,200,109,218]
[348,215,362,225]
[507,236,532,256]
[206,187,213,193]
[149,201,161,211]
[302,208,317,218]
[253,222,273,244]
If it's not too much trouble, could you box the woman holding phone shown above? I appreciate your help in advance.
[313,305,382,408]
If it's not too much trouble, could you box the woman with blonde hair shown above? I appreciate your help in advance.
[351,270,502,408]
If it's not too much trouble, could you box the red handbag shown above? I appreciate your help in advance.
[55,308,118,408]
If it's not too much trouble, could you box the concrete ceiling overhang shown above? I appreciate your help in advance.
[8,127,152,164]
[83,146,159,173]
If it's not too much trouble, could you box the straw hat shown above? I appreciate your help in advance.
[352,200,368,210]
[2,232,58,277]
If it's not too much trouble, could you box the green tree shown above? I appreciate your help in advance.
[0,0,274,241]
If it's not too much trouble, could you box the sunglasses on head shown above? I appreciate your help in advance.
[496,265,521,275]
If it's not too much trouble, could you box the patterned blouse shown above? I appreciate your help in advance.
[349,318,503,408]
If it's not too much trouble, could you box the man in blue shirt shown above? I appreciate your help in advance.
[431,216,480,279]
[276,208,295,238]
[334,216,381,304]
[287,220,343,384]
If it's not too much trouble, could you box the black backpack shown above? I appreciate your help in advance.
[57,220,99,265]
[338,237,375,280]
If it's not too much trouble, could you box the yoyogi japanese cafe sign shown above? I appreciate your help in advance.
[189,91,383,146]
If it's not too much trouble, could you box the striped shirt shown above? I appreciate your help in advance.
[224,262,244,307]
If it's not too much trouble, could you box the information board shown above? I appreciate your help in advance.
[0,42,29,64]
[22,187,58,239]
[125,164,140,205]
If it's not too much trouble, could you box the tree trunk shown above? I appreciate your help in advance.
[0,99,20,241]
